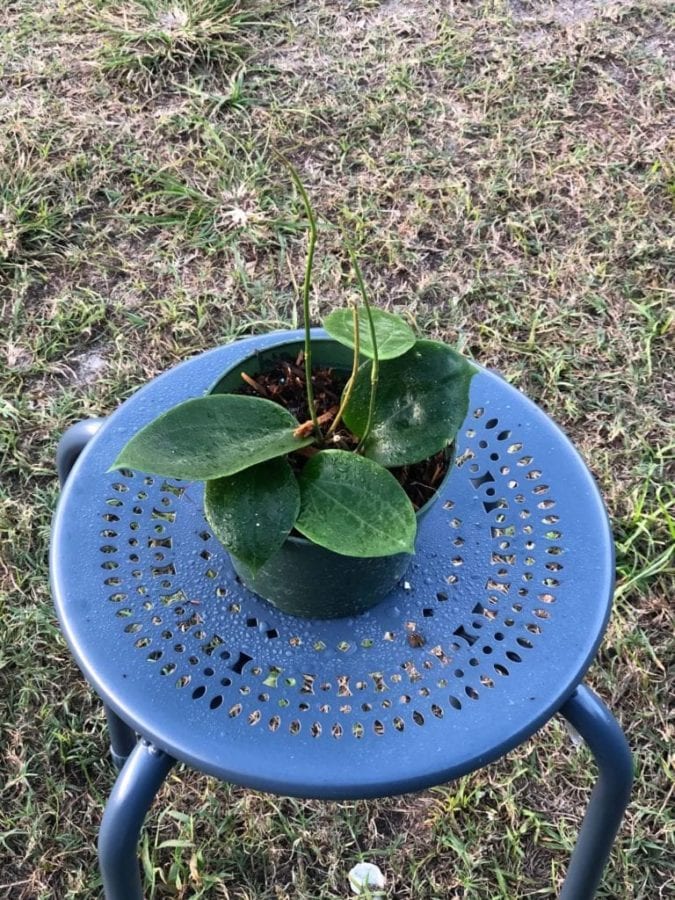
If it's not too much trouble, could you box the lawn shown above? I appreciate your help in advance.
[1,0,673,897]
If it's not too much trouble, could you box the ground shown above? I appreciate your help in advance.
[0,0,673,897]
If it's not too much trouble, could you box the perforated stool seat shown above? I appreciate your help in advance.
[51,330,632,899]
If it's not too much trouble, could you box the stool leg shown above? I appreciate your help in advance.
[56,418,105,486]
[99,740,175,900]
[104,705,137,771]
[558,684,633,900]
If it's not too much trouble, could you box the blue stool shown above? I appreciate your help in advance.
[51,330,632,899]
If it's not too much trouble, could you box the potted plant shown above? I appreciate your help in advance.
[110,165,475,618]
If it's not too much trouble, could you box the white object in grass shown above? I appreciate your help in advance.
[348,862,386,896]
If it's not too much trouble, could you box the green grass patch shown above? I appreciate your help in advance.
[96,0,259,88]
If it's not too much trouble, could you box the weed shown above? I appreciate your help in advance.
[97,0,256,86]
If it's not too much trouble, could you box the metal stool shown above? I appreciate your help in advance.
[51,330,632,899]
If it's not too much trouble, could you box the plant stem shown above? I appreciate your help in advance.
[278,154,320,437]
[347,246,379,452]
[327,303,360,438]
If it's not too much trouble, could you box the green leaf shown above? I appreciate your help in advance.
[204,458,300,573]
[295,450,416,557]
[344,340,476,467]
[324,307,416,360]
[110,394,313,480]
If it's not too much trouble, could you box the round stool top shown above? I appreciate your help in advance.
[51,330,614,799]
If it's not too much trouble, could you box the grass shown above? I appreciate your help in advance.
[1,0,673,897]
[96,0,257,88]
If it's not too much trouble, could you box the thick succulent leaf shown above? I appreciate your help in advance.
[343,340,476,467]
[324,307,416,360]
[110,394,313,480]
[204,458,300,573]
[295,450,416,557]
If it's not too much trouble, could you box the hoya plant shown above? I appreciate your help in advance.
[111,166,475,573]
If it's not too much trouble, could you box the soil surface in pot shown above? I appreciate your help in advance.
[236,351,449,511]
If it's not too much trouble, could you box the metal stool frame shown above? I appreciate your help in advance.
[52,331,632,899]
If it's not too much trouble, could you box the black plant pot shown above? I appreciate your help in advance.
[209,336,452,619]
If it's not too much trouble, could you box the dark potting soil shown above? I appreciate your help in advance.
[236,354,449,511]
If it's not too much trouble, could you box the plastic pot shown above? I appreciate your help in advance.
[209,336,452,619]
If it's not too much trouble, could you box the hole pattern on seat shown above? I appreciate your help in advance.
[98,408,563,740]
